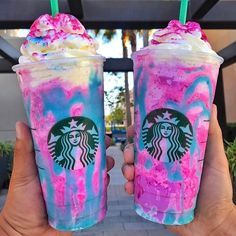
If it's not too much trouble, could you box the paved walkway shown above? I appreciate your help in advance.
[76,145,175,236]
[0,145,175,236]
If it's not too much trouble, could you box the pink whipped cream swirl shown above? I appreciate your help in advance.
[149,20,220,56]
[20,13,98,63]
[151,20,208,45]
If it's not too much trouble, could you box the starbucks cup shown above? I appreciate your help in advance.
[13,56,106,231]
[132,48,223,225]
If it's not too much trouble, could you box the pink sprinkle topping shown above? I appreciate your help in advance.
[151,20,209,45]
[29,13,89,39]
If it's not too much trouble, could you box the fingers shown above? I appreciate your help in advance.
[11,122,37,184]
[105,135,112,148]
[124,144,134,164]
[106,156,114,187]
[123,127,135,195]
[122,164,134,181]
[106,174,110,187]
[106,156,115,172]
[205,104,228,169]
[123,162,135,195]
[123,143,135,181]
[124,181,134,195]
[105,136,114,188]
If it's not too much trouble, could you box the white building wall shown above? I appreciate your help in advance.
[205,30,236,124]
[0,74,27,141]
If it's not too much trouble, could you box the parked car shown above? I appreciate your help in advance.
[111,124,127,144]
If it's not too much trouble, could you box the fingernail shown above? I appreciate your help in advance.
[16,122,22,139]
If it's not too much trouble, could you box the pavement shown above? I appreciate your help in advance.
[0,144,176,236]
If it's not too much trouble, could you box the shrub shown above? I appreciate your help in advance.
[0,141,14,188]
[225,138,236,178]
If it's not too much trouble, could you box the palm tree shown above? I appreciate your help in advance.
[121,30,133,128]
[94,29,149,128]
[143,30,149,47]
[93,29,117,42]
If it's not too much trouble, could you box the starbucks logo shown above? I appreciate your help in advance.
[48,117,99,170]
[142,108,193,163]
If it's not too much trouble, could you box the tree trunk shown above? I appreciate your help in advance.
[124,72,132,127]
[122,30,132,128]
[128,30,137,53]
[143,30,149,47]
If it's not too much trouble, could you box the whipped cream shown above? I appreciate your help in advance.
[149,20,219,56]
[19,14,98,63]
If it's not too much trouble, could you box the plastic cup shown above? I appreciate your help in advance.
[13,56,106,231]
[132,48,223,225]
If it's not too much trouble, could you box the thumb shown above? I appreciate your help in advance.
[204,104,228,170]
[11,121,37,185]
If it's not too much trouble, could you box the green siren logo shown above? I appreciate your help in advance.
[142,108,193,163]
[48,117,99,170]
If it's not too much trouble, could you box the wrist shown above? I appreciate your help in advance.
[0,213,21,236]
[211,206,236,236]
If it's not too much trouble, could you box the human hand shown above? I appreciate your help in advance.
[0,121,114,236]
[122,105,236,236]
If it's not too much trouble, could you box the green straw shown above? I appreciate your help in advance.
[179,0,189,25]
[50,0,59,17]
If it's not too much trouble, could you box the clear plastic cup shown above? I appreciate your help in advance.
[13,56,107,231]
[132,48,223,225]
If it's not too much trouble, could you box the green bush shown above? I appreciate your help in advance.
[225,138,236,177]
[106,126,111,132]
[0,141,14,188]
[0,142,13,156]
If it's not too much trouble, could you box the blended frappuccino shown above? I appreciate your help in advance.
[13,13,106,231]
[132,20,223,225]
